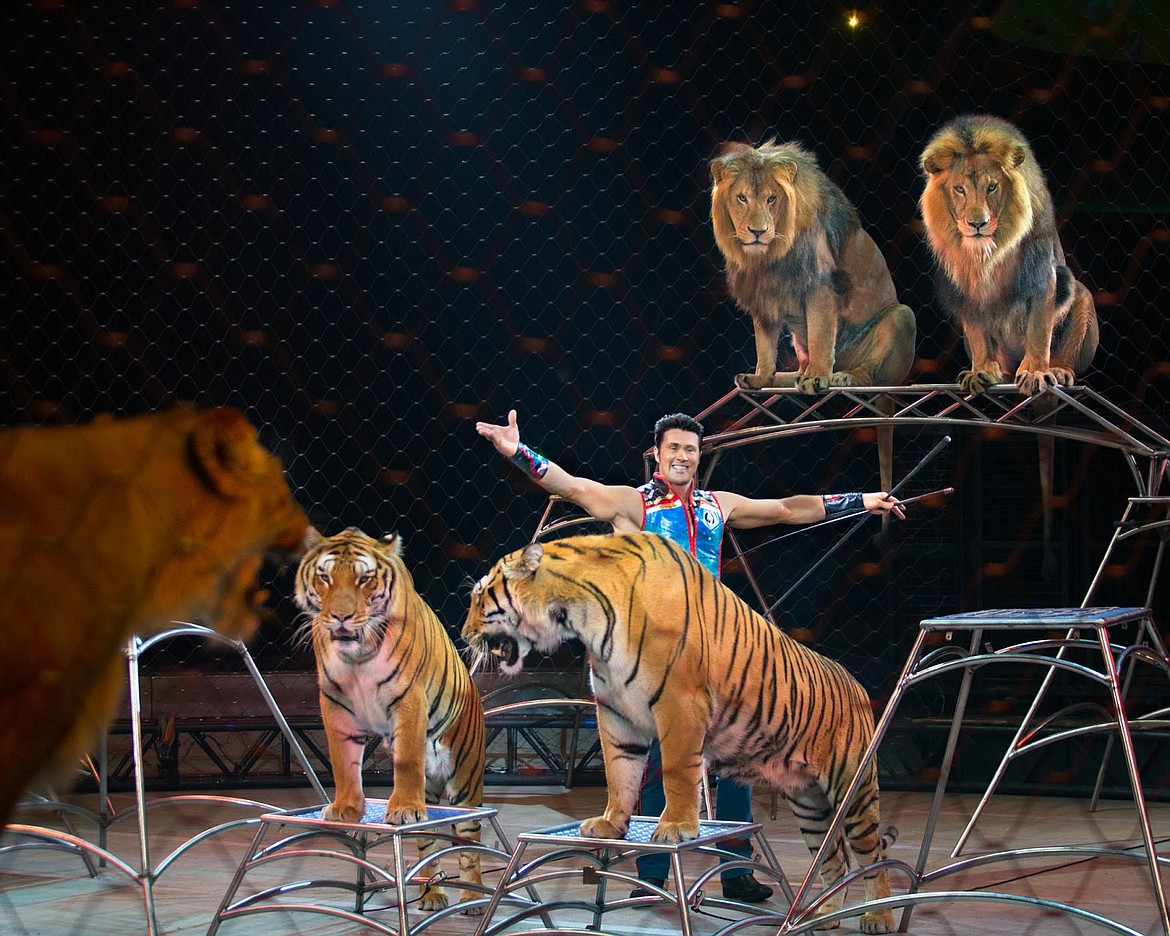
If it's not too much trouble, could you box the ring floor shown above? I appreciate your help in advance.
[2,783,1166,935]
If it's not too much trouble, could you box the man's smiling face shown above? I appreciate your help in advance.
[654,428,701,490]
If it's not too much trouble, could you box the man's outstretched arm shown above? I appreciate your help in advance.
[476,409,643,530]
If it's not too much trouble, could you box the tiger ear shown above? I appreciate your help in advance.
[303,526,324,551]
[380,532,403,560]
[189,406,264,498]
[505,542,544,581]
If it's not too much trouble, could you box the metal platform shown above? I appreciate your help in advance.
[207,801,534,936]
[472,816,791,936]
[778,605,1170,936]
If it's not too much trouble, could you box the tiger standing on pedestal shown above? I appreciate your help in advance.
[463,531,899,934]
[294,527,486,913]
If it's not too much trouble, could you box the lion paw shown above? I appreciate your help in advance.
[418,887,449,912]
[579,815,627,839]
[860,909,896,934]
[384,798,427,826]
[957,366,1001,396]
[1016,366,1075,395]
[459,892,486,916]
[650,819,701,844]
[829,372,857,387]
[321,799,364,823]
[795,373,831,395]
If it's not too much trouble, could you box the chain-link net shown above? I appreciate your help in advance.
[3,1,1168,793]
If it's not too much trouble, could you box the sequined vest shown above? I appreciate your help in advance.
[637,474,724,578]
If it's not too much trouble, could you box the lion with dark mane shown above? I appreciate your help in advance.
[710,140,916,394]
[919,114,1098,396]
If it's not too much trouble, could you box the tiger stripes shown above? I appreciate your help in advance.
[464,531,896,933]
[295,526,486,913]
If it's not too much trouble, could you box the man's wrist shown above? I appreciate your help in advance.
[509,440,549,479]
[822,492,864,518]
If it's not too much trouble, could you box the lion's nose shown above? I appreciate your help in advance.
[748,225,768,238]
[967,219,987,232]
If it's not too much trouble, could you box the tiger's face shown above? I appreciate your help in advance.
[295,528,400,663]
[463,543,557,676]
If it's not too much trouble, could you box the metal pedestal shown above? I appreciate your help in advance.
[2,623,327,936]
[780,606,1170,936]
[473,816,792,936]
[207,801,532,935]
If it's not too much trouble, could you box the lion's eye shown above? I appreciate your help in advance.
[953,185,965,196]
[987,182,998,193]
[736,192,748,203]
[766,194,776,204]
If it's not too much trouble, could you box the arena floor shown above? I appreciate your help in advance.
[1,782,1166,936]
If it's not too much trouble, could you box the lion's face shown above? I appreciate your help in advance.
[718,166,786,255]
[710,144,803,267]
[935,153,1016,259]
[296,529,399,664]
[921,127,1033,271]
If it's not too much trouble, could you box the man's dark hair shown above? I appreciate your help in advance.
[654,413,704,449]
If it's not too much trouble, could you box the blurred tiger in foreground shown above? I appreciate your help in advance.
[0,406,308,825]
[464,532,897,934]
[294,527,486,913]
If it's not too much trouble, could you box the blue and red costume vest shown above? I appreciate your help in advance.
[637,473,724,578]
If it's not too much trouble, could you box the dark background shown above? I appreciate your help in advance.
[2,0,1168,791]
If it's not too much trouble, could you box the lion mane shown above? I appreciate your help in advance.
[919,113,1098,395]
[710,139,916,395]
[0,407,308,822]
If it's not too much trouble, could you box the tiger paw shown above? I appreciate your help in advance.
[459,893,486,917]
[384,798,427,825]
[579,815,627,839]
[321,799,364,823]
[859,908,895,934]
[417,887,449,912]
[650,819,700,843]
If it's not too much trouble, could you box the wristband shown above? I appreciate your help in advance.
[822,492,865,518]
[510,441,549,479]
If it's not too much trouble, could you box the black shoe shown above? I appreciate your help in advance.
[722,872,773,903]
[629,877,665,898]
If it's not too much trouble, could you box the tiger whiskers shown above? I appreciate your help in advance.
[289,612,317,651]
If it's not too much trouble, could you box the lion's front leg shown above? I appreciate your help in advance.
[385,689,429,826]
[320,695,367,823]
[579,705,649,840]
[737,314,789,390]
[794,296,838,394]
[957,323,1004,395]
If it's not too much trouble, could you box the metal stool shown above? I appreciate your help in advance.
[781,606,1170,936]
[207,800,536,935]
[473,816,792,936]
[3,623,328,936]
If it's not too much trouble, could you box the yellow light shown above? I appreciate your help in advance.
[848,12,859,28]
